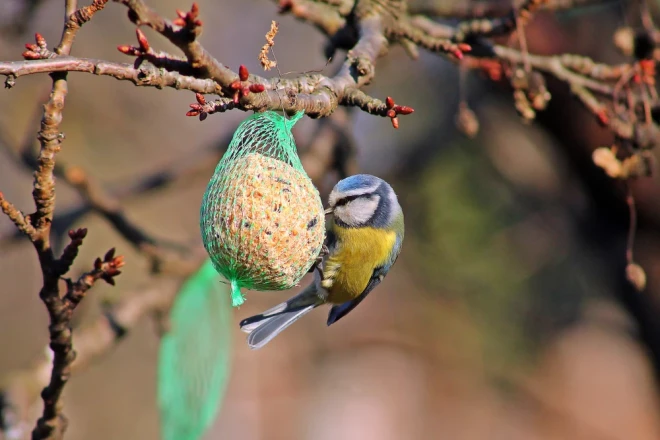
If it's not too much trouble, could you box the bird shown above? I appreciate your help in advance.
[239,174,404,349]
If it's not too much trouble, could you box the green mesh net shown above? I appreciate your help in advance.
[200,111,325,307]
[157,258,232,440]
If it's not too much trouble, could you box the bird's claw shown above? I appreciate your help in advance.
[308,244,330,277]
[308,244,329,275]
[314,264,324,280]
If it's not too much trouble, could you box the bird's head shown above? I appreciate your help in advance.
[325,174,402,229]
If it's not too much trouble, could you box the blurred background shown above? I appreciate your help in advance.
[2,0,660,439]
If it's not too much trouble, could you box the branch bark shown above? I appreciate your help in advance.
[1,57,219,93]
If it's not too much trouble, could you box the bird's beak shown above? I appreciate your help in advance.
[324,207,333,215]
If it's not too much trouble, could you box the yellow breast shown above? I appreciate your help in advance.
[322,224,396,304]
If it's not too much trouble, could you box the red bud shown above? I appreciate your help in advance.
[385,96,394,109]
[230,81,241,90]
[239,65,249,81]
[35,33,46,47]
[639,59,655,70]
[395,105,414,115]
[386,109,396,118]
[195,93,206,104]
[391,117,399,129]
[186,110,200,117]
[249,84,265,93]
[22,51,41,59]
[173,18,186,26]
[136,28,150,52]
[117,45,141,56]
[242,87,250,97]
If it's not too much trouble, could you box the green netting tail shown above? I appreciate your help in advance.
[230,278,244,307]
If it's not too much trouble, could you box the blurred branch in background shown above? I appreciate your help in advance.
[0,0,48,38]
[407,0,619,17]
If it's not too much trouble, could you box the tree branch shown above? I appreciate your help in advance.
[0,1,121,439]
[1,57,219,94]
[0,274,190,439]
[113,0,420,119]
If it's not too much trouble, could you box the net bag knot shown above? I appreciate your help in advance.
[200,111,325,307]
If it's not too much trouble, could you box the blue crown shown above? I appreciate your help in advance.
[335,174,383,192]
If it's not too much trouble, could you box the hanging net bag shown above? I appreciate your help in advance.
[200,110,325,307]
[157,259,232,440]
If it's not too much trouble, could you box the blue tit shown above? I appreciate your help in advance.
[239,174,404,349]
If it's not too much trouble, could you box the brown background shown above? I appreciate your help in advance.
[2,0,660,439]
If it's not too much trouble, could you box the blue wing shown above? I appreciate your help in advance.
[326,266,385,326]
[326,233,403,326]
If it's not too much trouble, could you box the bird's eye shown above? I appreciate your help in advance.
[335,195,360,207]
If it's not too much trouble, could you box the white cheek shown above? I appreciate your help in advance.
[335,197,379,226]
[333,205,350,225]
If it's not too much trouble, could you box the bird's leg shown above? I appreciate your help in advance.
[314,264,324,280]
[308,244,329,275]
[317,244,329,262]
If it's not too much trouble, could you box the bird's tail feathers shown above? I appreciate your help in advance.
[239,282,324,349]
[244,305,317,349]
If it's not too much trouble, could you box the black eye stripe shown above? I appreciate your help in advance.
[335,194,361,206]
